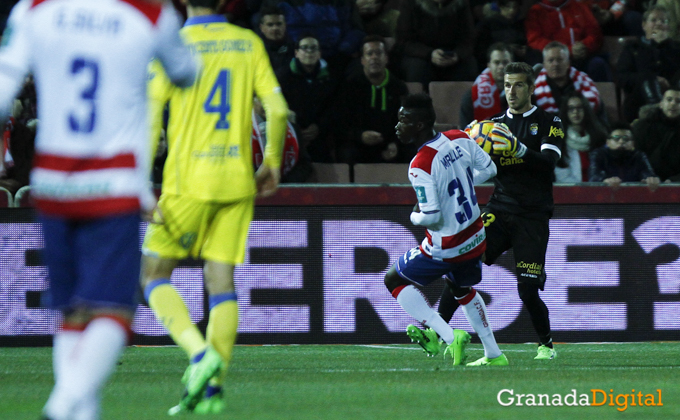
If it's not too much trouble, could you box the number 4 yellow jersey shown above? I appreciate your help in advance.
[148,15,286,201]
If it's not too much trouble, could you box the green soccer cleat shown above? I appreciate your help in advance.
[193,391,226,415]
[534,345,556,360]
[406,325,442,357]
[179,347,224,411]
[466,353,509,366]
[443,329,471,366]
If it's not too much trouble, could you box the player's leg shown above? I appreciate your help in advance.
[510,215,555,359]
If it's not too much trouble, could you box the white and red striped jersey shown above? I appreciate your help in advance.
[0,0,198,218]
[409,130,496,263]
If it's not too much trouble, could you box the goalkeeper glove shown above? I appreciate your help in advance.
[490,123,527,157]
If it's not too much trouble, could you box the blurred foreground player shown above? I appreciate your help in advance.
[0,0,198,419]
[411,62,563,360]
[141,0,288,414]
[384,93,508,366]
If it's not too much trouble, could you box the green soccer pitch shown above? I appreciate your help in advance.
[1,342,678,420]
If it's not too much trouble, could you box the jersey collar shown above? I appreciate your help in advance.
[184,15,227,27]
[505,105,538,118]
[418,132,443,152]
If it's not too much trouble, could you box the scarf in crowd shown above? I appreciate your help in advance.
[566,126,591,151]
[471,68,502,121]
[534,67,600,113]
[1,117,15,177]
[252,111,299,177]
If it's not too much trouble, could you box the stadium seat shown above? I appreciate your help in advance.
[308,163,350,183]
[595,82,619,123]
[0,187,11,208]
[353,163,409,184]
[13,185,32,208]
[602,36,635,69]
[429,81,473,129]
[406,82,424,94]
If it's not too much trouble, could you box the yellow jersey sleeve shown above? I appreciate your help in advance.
[147,59,174,167]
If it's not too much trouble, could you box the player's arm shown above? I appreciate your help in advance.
[470,139,497,184]
[154,4,199,88]
[0,1,31,122]
[409,169,442,228]
[147,60,173,169]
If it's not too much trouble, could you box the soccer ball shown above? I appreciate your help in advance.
[465,120,496,154]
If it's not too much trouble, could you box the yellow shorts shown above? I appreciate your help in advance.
[142,194,254,264]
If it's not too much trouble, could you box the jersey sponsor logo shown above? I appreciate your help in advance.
[415,186,427,203]
[530,123,539,136]
[549,126,565,139]
[192,145,240,161]
[0,25,12,47]
[499,156,524,166]
[179,232,197,250]
[458,231,486,255]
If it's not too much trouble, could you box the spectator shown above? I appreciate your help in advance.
[460,43,512,127]
[632,86,680,182]
[395,0,477,87]
[585,0,643,37]
[276,34,342,162]
[555,92,609,182]
[656,0,680,42]
[589,122,659,190]
[616,5,680,122]
[252,97,313,182]
[339,35,412,163]
[534,42,605,122]
[525,0,611,82]
[474,0,540,70]
[258,5,296,74]
[357,0,400,38]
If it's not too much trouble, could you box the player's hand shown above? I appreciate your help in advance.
[255,163,281,197]
[490,123,527,157]
[143,203,165,225]
[463,119,478,135]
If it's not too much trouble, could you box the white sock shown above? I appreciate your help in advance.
[53,330,82,383]
[395,285,454,344]
[44,317,128,420]
[458,289,502,359]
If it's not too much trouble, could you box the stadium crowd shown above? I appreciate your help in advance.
[1,0,679,193]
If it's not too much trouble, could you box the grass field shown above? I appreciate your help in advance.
[1,342,678,420]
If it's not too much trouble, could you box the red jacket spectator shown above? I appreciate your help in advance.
[525,0,603,55]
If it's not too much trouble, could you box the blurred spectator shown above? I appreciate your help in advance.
[252,97,313,182]
[474,0,540,69]
[555,92,609,182]
[585,0,643,37]
[357,0,400,38]
[656,0,680,42]
[534,42,606,123]
[632,86,680,182]
[258,5,296,74]
[276,34,342,162]
[460,43,512,127]
[0,100,35,195]
[616,5,680,122]
[526,0,611,82]
[270,0,365,73]
[395,0,477,87]
[589,122,659,190]
[339,35,413,163]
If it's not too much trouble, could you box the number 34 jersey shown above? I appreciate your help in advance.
[0,0,197,218]
[149,15,283,202]
[408,130,496,263]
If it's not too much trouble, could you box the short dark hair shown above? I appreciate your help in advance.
[186,0,220,9]
[295,32,319,49]
[362,34,386,47]
[497,0,519,7]
[609,121,632,134]
[401,93,436,127]
[487,42,513,63]
[504,62,535,86]
[259,4,285,23]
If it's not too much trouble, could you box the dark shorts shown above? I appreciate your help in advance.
[39,212,142,311]
[395,246,482,288]
[482,210,549,288]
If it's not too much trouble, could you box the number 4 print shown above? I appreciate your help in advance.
[203,69,231,130]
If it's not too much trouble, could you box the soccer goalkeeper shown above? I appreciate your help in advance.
[141,0,288,414]
[411,62,564,361]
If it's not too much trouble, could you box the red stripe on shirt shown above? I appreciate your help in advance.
[441,217,484,249]
[442,241,486,263]
[31,0,50,8]
[34,153,136,172]
[441,129,469,141]
[35,197,140,219]
[410,146,438,175]
[120,0,162,24]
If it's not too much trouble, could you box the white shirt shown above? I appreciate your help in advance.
[409,130,496,262]
[0,0,198,218]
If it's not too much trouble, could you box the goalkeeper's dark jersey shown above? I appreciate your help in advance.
[488,106,564,217]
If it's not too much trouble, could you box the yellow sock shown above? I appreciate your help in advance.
[206,294,239,384]
[145,280,206,360]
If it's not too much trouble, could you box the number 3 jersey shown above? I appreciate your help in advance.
[149,15,285,202]
[409,130,496,263]
[0,0,198,218]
